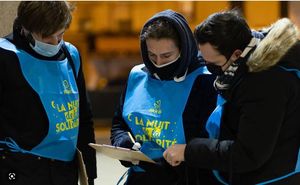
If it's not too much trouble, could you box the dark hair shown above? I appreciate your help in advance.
[141,19,181,50]
[17,1,75,37]
[194,10,252,59]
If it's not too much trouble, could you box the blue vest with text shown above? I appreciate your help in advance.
[0,38,80,161]
[123,64,209,160]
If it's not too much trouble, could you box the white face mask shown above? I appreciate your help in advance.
[150,54,181,68]
[30,39,63,57]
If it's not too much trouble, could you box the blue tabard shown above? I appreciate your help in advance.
[206,95,226,139]
[206,67,300,185]
[0,38,80,161]
[123,64,209,160]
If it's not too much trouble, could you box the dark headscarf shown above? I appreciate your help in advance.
[140,9,199,80]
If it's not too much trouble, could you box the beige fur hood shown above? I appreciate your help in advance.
[247,18,299,72]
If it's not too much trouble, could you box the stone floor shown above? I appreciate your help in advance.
[95,153,127,185]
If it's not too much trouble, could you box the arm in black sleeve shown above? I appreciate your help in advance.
[110,83,134,148]
[76,54,97,181]
[110,84,139,167]
[184,71,288,173]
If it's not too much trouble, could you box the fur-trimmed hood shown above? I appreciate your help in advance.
[247,18,299,72]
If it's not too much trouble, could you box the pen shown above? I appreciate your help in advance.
[127,132,136,143]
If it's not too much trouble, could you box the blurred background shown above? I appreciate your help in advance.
[1,1,300,184]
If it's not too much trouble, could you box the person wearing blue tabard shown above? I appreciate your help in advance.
[164,10,300,185]
[0,2,96,185]
[111,10,218,185]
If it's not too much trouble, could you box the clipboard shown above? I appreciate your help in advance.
[89,143,156,164]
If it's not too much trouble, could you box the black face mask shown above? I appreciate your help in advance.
[206,58,230,76]
[152,57,181,80]
[206,63,224,76]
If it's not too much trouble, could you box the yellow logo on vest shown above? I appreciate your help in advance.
[63,80,72,94]
[149,100,162,114]
[128,115,176,148]
[51,99,79,133]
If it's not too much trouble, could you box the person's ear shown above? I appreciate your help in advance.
[231,49,242,61]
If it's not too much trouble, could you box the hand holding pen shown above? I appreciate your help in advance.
[127,132,141,151]
[127,132,141,165]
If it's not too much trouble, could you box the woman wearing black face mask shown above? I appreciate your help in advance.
[111,9,219,185]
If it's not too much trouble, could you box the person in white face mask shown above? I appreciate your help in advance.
[111,10,219,185]
[0,1,96,185]
[29,33,64,57]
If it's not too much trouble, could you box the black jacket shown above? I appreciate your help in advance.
[111,10,218,185]
[0,21,96,185]
[185,19,300,185]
